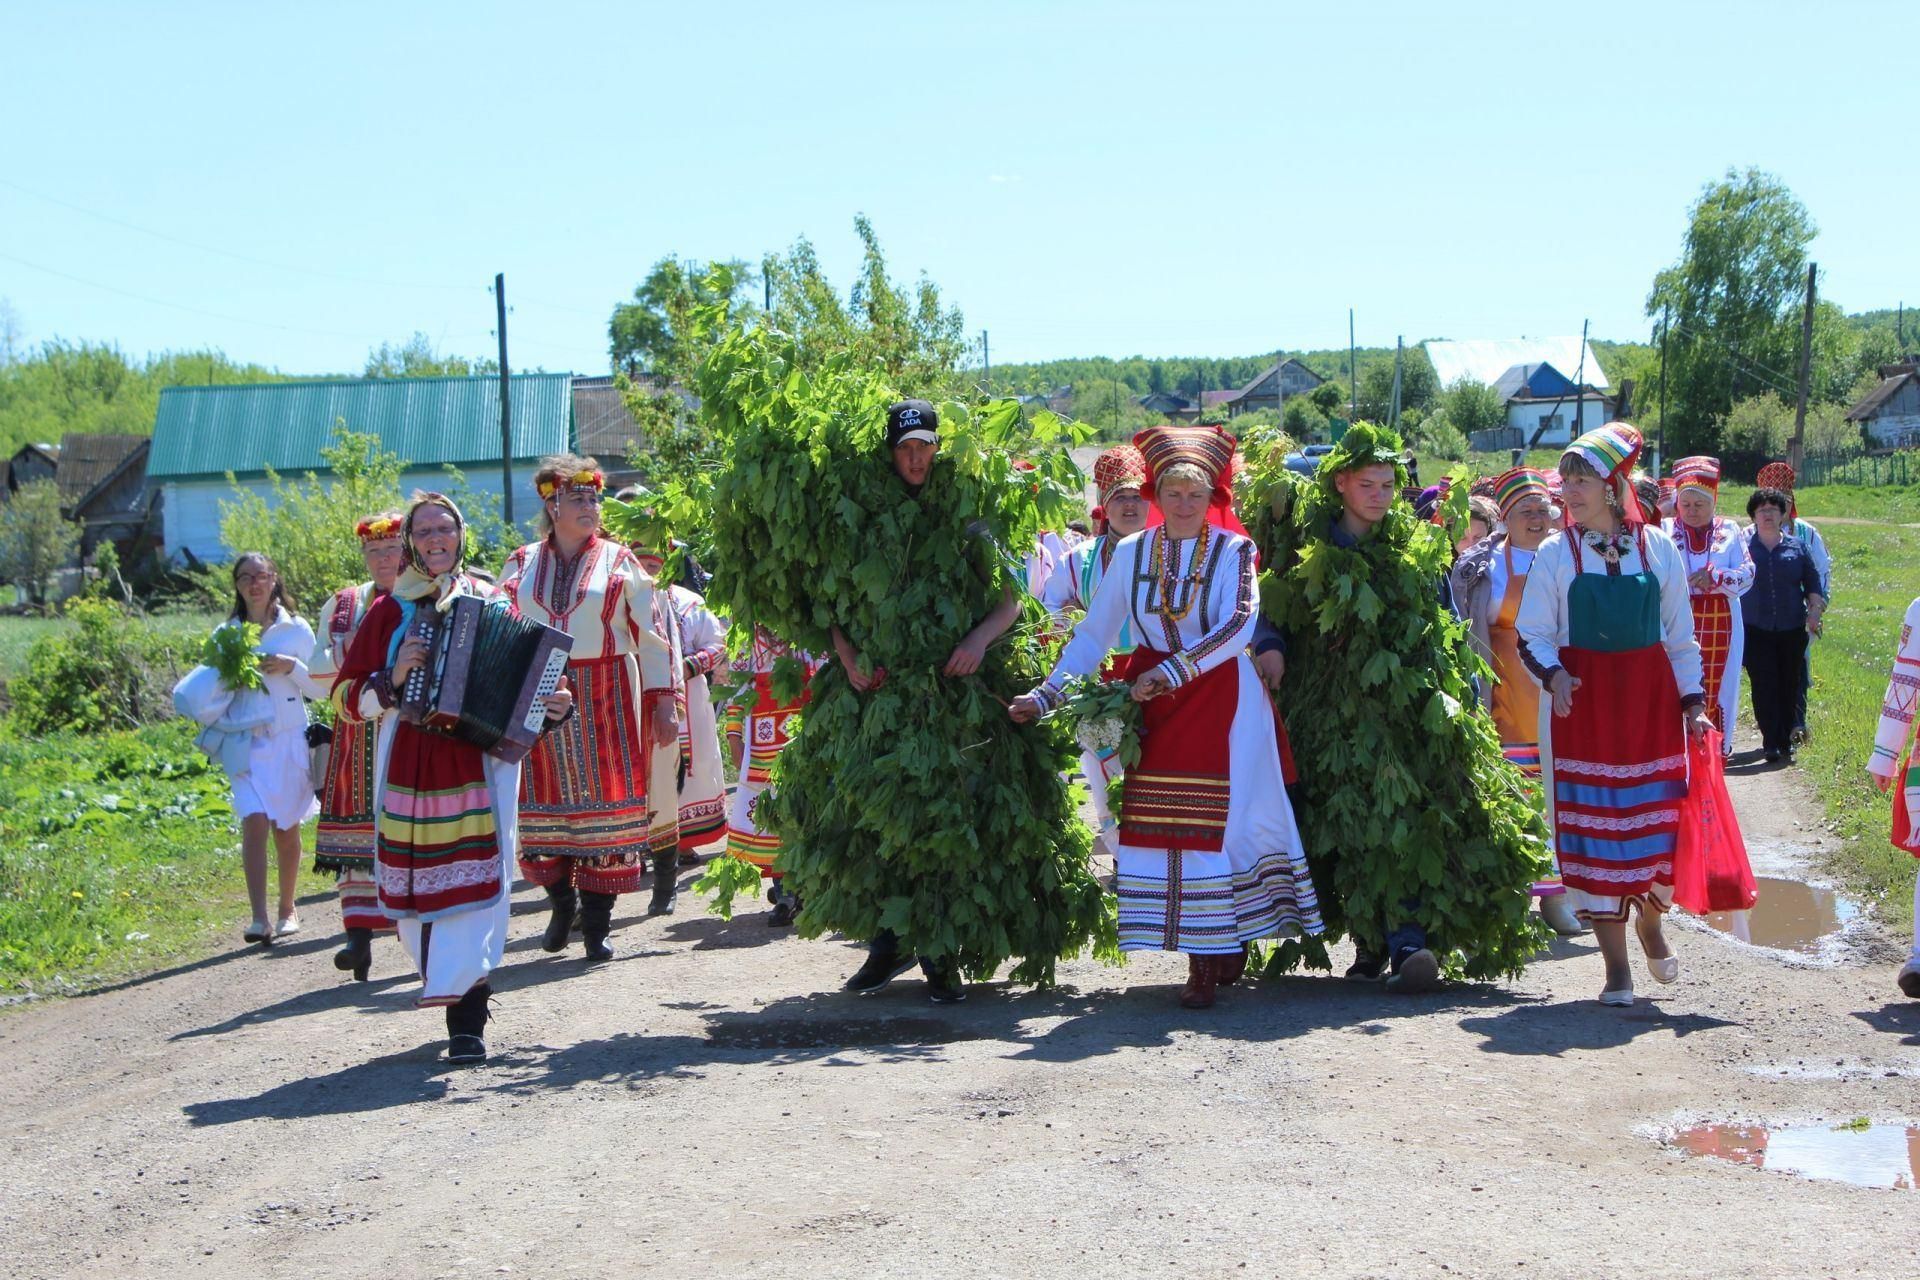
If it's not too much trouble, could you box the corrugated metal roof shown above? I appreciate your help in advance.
[148,373,574,480]
[55,433,149,507]
[1426,338,1610,392]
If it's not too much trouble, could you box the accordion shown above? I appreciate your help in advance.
[399,594,575,763]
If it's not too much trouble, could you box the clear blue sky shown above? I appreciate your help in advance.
[3,1,1914,376]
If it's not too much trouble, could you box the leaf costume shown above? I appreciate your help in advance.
[1238,422,1552,979]
[695,326,1114,984]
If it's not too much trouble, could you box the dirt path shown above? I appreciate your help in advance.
[2,738,1917,1280]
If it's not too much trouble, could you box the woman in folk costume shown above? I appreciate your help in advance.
[304,513,406,980]
[1866,596,1920,1000]
[1450,468,1583,936]
[1012,424,1322,1010]
[1516,424,1711,1007]
[331,493,574,1062]
[1666,456,1754,756]
[500,455,680,957]
[1755,460,1832,744]
[628,535,731,863]
[1040,444,1152,847]
[723,626,823,926]
[216,552,322,944]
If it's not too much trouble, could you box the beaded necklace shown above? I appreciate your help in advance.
[1148,523,1211,624]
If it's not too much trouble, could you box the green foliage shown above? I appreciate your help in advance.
[689,319,1114,983]
[0,338,289,459]
[691,850,765,919]
[202,621,264,692]
[608,259,760,378]
[1238,421,1552,979]
[1437,378,1508,437]
[0,719,330,993]
[363,331,498,379]
[0,478,79,605]
[8,600,192,735]
[436,464,518,572]
[216,427,406,608]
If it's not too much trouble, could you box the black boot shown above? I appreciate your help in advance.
[579,890,616,962]
[333,927,374,982]
[845,931,916,994]
[767,879,797,928]
[540,884,578,953]
[445,983,492,1063]
[647,851,679,917]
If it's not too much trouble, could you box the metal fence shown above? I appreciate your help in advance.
[1799,450,1919,488]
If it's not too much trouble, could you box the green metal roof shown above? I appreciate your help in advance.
[147,373,574,480]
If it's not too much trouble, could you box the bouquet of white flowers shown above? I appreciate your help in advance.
[1057,676,1144,820]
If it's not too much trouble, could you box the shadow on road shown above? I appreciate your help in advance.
[1461,1000,1742,1056]
[1851,1001,1920,1046]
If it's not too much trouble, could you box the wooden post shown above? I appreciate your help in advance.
[982,329,990,385]
[496,272,513,528]
[1389,335,1404,429]
[1348,309,1357,419]
[1656,307,1669,468]
[1790,262,1817,473]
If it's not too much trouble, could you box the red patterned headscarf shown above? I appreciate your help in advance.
[1132,424,1244,535]
[1090,444,1148,533]
[1756,461,1798,518]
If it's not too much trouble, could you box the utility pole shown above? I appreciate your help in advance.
[495,272,513,528]
[1657,307,1670,471]
[1572,318,1588,444]
[1389,335,1404,430]
[1790,262,1817,472]
[1348,309,1357,419]
[982,329,990,386]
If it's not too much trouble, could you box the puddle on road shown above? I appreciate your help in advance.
[1671,1121,1920,1190]
[1702,877,1859,953]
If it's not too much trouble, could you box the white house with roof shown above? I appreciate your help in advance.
[1426,337,1614,446]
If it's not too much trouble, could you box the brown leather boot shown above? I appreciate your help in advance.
[1180,954,1217,1009]
[1215,944,1249,986]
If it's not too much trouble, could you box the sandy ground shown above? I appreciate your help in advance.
[2,732,1917,1280]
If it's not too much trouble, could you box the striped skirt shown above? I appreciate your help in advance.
[725,697,803,874]
[376,723,506,921]
[519,654,653,895]
[314,717,379,873]
[1548,643,1686,922]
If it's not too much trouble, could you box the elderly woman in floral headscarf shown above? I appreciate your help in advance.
[331,492,575,1063]
[1516,424,1710,1008]
[1013,425,1322,1010]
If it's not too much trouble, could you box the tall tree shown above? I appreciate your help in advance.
[1645,168,1817,455]
[608,258,760,379]
[0,478,80,606]
[363,332,497,379]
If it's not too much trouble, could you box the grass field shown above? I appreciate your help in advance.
[0,607,224,692]
[0,718,328,995]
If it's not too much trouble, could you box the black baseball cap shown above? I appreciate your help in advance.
[886,399,939,449]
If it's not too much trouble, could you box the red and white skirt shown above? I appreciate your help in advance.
[519,653,654,895]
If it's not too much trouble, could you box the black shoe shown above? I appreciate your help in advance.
[1762,748,1781,764]
[1784,745,1798,764]
[445,983,492,1063]
[1345,947,1386,980]
[540,885,577,953]
[647,851,679,917]
[333,927,374,982]
[923,958,967,1005]
[579,890,616,963]
[767,881,798,927]
[1385,947,1441,994]
[845,943,917,995]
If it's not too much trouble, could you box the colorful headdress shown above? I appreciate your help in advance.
[1672,455,1721,498]
[1414,480,1451,524]
[355,513,403,544]
[537,469,604,500]
[1561,422,1646,524]
[1756,461,1798,518]
[1092,444,1148,507]
[1492,467,1551,521]
[1132,424,1242,533]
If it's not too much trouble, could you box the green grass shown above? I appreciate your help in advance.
[0,719,328,996]
[0,608,223,690]
[1790,519,1920,911]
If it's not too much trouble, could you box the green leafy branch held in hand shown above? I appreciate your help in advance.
[689,311,1115,984]
[1237,420,1553,981]
[203,622,265,693]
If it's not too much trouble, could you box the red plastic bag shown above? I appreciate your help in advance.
[1673,729,1759,914]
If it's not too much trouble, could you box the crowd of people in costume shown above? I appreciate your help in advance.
[176,397,1919,1063]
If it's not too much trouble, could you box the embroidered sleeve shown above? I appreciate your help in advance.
[1155,536,1257,690]
[678,597,729,678]
[331,595,405,722]
[1713,521,1756,597]
[1648,529,1704,698]
[1800,520,1833,600]
[1032,536,1137,711]
[617,558,675,698]
[1869,599,1920,777]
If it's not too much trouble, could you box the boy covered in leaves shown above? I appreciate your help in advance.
[1241,423,1551,991]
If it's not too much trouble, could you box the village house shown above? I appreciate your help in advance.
[1,441,60,497]
[1218,358,1326,417]
[1846,359,1920,448]
[55,433,155,562]
[1426,337,1613,447]
[572,373,700,490]
[146,373,573,564]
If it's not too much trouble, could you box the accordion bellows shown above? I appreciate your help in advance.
[399,595,574,762]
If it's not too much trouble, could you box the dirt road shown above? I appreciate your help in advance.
[2,741,1917,1280]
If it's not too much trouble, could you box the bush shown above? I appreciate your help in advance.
[8,599,191,734]
[1410,413,1472,462]
[0,478,79,607]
